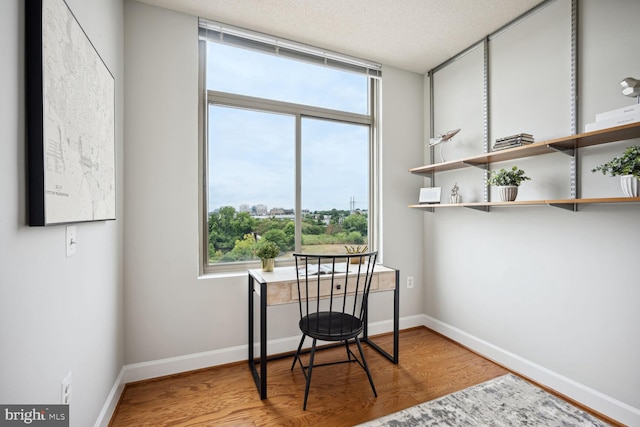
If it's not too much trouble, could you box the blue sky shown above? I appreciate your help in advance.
[206,42,370,212]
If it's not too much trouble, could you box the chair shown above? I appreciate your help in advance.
[291,252,378,410]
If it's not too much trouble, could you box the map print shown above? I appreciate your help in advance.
[42,0,115,223]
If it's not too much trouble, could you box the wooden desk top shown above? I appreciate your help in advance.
[249,264,396,306]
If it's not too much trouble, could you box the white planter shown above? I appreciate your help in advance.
[497,186,518,202]
[620,175,639,197]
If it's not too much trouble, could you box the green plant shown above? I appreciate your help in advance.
[345,245,367,254]
[488,166,531,187]
[591,145,640,178]
[255,240,280,259]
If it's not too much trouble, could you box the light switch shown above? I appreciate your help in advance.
[66,226,77,257]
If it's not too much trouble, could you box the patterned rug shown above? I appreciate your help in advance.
[357,374,610,426]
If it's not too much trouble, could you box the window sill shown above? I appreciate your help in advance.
[198,270,247,282]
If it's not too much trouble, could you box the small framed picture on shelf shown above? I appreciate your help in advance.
[419,187,441,204]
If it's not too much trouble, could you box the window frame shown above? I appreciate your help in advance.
[198,40,381,275]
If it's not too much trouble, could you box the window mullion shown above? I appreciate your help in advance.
[295,114,302,253]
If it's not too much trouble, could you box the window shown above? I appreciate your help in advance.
[199,20,381,273]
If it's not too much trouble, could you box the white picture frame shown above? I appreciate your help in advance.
[419,187,441,204]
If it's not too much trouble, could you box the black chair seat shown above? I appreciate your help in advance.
[299,312,363,341]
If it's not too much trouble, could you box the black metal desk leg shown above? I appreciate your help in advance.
[260,281,267,399]
[248,275,254,365]
[248,274,268,399]
[393,269,400,363]
[361,268,400,364]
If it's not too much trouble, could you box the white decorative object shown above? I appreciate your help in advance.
[419,187,441,204]
[620,175,639,197]
[450,183,461,204]
[498,186,518,202]
[426,128,461,162]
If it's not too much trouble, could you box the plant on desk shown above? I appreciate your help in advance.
[255,240,280,272]
[345,245,368,264]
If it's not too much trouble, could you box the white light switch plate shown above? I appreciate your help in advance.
[66,226,76,257]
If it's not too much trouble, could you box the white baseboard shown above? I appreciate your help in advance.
[95,313,639,426]
[94,368,125,427]
[423,314,640,427]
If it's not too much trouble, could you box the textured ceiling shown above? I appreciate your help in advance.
[136,0,546,74]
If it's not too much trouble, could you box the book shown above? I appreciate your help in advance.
[298,263,349,276]
[492,134,535,151]
[585,113,640,132]
[595,103,640,122]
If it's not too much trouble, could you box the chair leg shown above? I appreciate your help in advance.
[355,336,377,397]
[291,334,307,371]
[303,338,317,410]
[344,340,352,361]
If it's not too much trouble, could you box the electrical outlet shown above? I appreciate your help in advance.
[61,372,72,404]
[407,276,414,288]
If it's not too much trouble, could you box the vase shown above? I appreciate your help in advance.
[261,258,275,272]
[620,175,639,197]
[497,186,518,202]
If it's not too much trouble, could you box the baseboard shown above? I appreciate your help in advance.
[423,314,640,427]
[94,368,125,427]
[95,313,638,427]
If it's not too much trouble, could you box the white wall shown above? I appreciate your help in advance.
[0,1,124,426]
[423,0,640,424]
[122,0,425,372]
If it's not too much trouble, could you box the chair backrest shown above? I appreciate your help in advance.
[293,252,378,339]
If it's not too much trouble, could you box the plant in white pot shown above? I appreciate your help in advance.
[591,145,640,197]
[255,240,280,272]
[488,166,531,202]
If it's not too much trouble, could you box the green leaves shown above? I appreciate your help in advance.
[591,145,640,178]
[488,166,531,187]
[255,240,280,259]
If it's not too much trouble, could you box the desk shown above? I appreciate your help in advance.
[248,264,399,399]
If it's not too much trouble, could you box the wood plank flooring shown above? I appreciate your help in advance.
[109,327,612,426]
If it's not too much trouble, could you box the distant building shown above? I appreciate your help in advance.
[239,204,250,213]
[254,204,268,215]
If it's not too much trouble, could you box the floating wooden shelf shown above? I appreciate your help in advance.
[409,197,640,212]
[409,122,640,212]
[409,122,640,176]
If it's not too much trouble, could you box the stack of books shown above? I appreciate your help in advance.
[492,133,534,151]
[585,104,640,132]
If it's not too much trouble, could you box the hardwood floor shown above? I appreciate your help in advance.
[108,327,608,426]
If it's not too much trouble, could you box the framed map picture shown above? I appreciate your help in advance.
[26,0,116,226]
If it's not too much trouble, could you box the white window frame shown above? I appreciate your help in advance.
[198,36,382,276]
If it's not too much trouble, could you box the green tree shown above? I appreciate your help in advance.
[208,206,257,252]
[346,231,365,244]
[226,233,257,261]
[343,213,368,236]
[262,229,292,251]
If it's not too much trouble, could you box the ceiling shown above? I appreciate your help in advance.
[137,0,547,74]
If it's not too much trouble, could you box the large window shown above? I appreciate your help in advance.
[200,20,381,272]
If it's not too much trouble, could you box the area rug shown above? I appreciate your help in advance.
[357,374,610,426]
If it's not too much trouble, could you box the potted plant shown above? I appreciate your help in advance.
[488,166,531,202]
[255,240,280,272]
[345,245,367,264]
[591,145,640,197]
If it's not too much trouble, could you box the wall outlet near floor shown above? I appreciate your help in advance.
[406,276,414,288]
[61,372,72,404]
